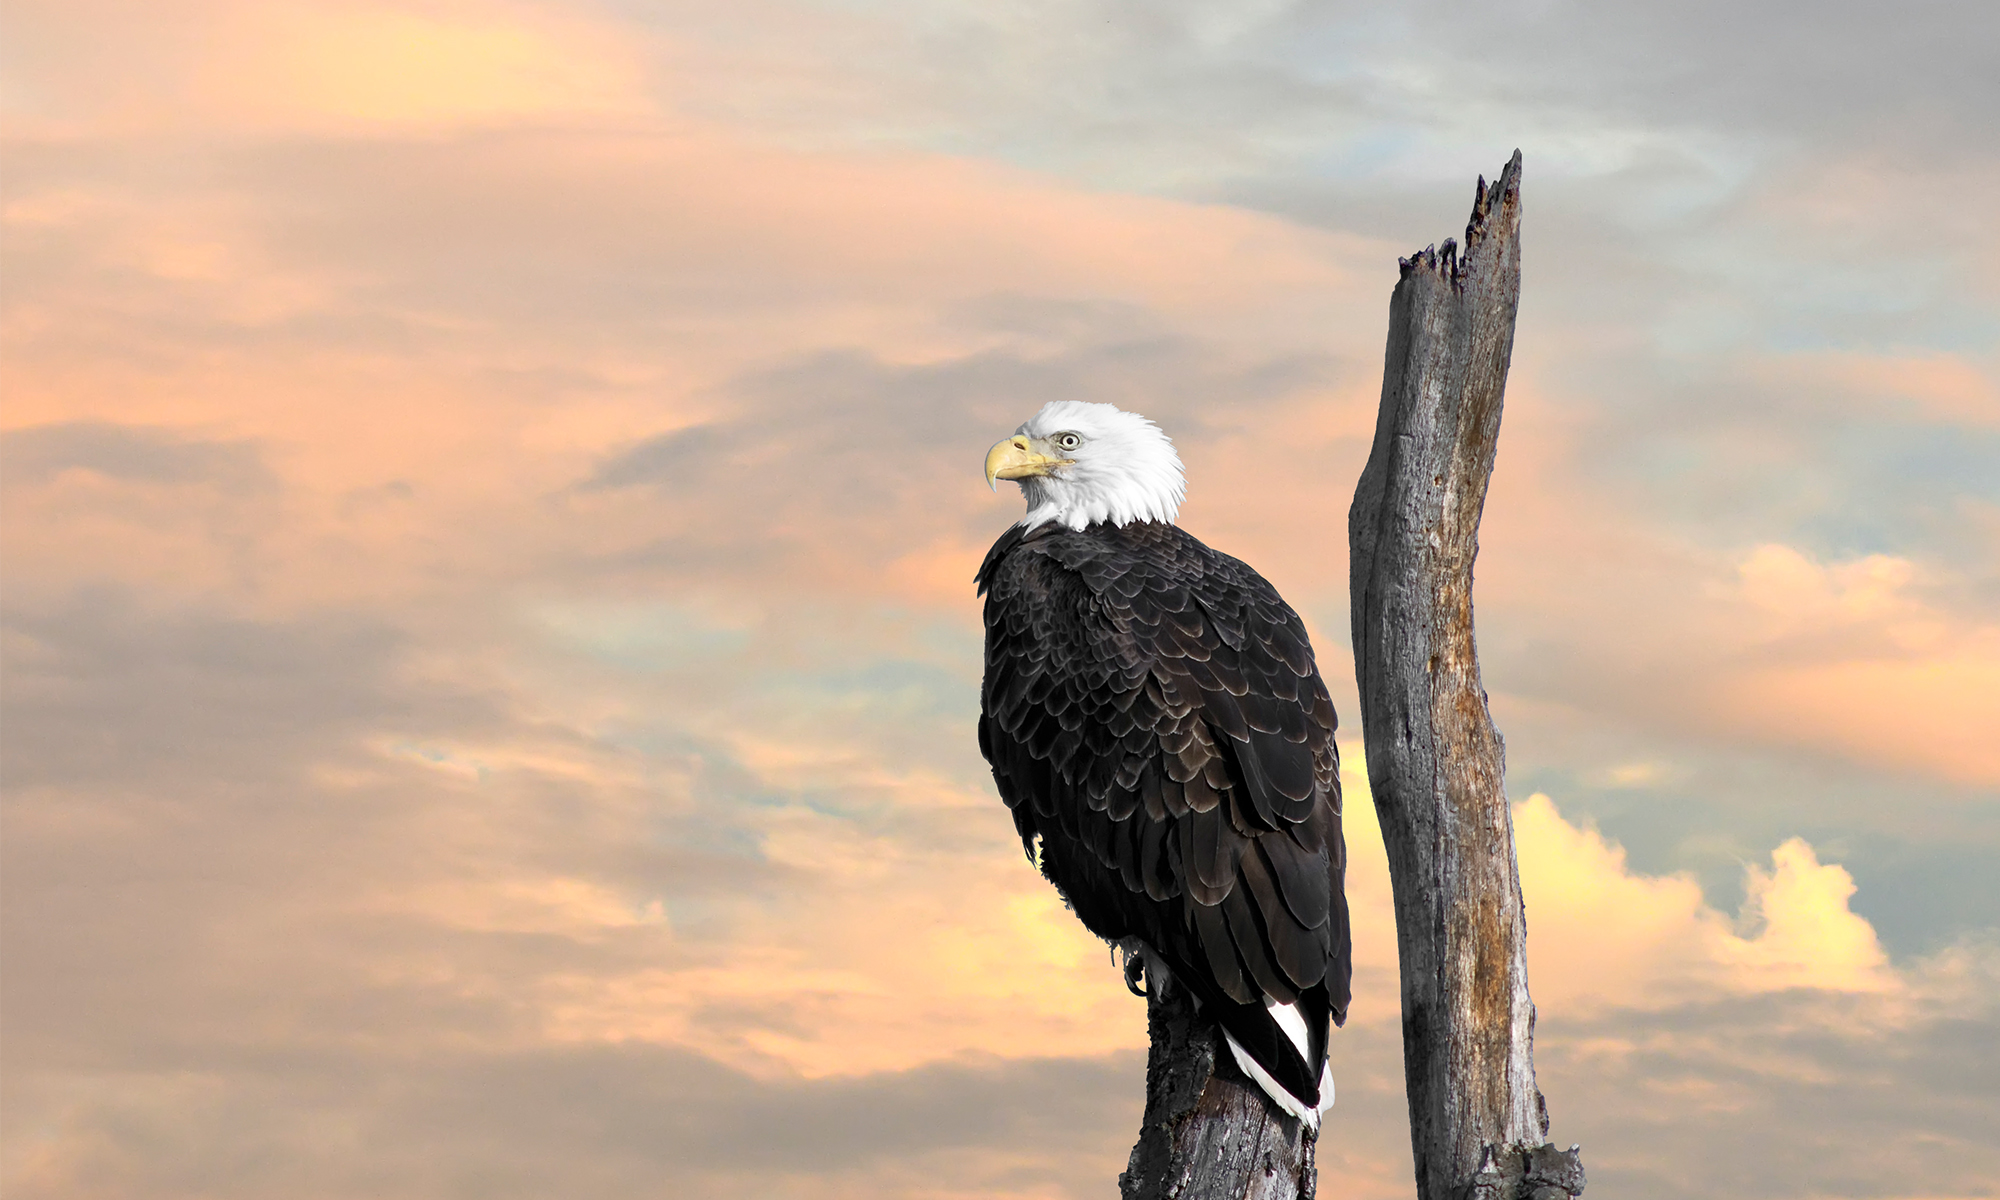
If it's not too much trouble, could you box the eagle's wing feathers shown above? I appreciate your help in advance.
[977,522,1352,1109]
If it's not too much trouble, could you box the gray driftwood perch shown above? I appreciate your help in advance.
[1348,153,1585,1200]
[1120,965,1315,1200]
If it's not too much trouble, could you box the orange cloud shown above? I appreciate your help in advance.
[4,0,653,134]
[533,795,1148,1079]
[1515,792,1899,1014]
[1464,460,2000,786]
[1763,348,2000,430]
[219,2,650,128]
[4,82,1385,623]
[1716,545,2000,786]
[487,755,1915,1085]
[1329,769,1908,1026]
[1722,645,2000,787]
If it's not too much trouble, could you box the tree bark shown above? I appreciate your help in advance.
[1346,153,1585,1200]
[1120,969,1316,1200]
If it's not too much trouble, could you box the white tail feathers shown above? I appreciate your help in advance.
[1222,999,1336,1132]
[1122,944,1333,1131]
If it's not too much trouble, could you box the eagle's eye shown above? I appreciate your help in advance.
[1054,432,1082,451]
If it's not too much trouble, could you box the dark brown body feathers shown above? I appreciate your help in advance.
[977,519,1351,1109]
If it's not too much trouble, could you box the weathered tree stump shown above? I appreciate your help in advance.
[1116,151,1582,1200]
[1347,152,1585,1200]
[1120,968,1315,1200]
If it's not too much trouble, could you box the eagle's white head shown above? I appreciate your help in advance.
[984,400,1185,531]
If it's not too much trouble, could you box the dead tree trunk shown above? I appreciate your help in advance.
[1346,153,1585,1200]
[1120,970,1315,1200]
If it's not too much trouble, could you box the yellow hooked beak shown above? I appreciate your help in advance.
[984,435,1070,491]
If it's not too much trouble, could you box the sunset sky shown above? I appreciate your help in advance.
[3,2,1996,1198]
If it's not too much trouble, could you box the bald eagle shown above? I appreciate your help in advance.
[976,400,1351,1128]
